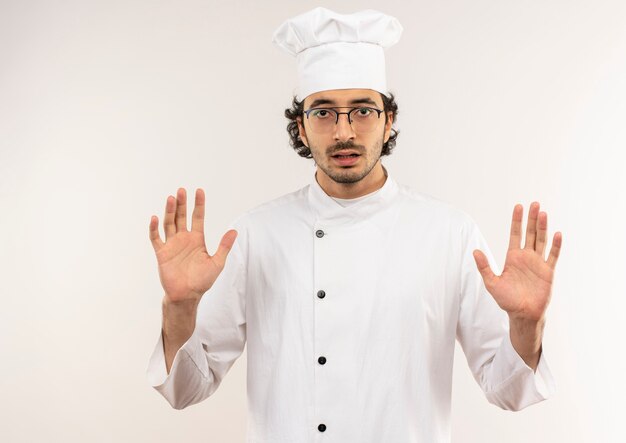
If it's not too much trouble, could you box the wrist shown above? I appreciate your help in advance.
[162,294,200,311]
[508,312,545,328]
[162,296,199,342]
[508,315,545,368]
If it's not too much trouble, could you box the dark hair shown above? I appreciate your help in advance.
[284,92,399,158]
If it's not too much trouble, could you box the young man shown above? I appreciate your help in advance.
[147,7,562,442]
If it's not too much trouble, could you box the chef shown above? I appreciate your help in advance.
[146,7,562,443]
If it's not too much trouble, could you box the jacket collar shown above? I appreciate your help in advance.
[307,165,399,225]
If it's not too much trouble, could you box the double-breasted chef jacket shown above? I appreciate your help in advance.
[147,167,555,443]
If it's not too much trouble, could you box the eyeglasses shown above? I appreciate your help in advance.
[302,106,384,134]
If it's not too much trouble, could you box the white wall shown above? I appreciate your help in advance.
[1,0,624,441]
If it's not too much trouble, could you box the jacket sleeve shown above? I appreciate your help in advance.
[455,217,556,411]
[145,220,248,409]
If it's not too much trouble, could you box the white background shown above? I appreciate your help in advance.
[1,0,625,441]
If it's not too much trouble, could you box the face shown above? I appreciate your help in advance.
[297,89,393,185]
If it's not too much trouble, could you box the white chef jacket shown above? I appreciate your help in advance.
[146,167,556,443]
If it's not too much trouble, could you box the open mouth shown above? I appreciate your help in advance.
[331,153,361,166]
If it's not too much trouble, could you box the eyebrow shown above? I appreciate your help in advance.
[308,97,379,108]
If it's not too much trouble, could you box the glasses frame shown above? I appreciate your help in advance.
[302,106,384,131]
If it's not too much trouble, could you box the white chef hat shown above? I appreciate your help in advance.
[272,7,403,101]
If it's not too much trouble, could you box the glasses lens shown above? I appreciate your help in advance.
[307,109,336,133]
[349,108,379,133]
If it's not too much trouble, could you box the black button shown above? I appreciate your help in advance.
[317,290,326,299]
[318,356,326,365]
[315,229,324,238]
[318,424,326,432]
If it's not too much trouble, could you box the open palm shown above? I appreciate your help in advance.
[473,202,562,322]
[149,188,238,303]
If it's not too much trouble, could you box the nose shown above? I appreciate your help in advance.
[333,113,356,141]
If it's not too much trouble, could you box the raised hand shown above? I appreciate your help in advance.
[472,202,563,323]
[149,188,238,304]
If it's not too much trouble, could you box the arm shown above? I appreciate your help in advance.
[473,202,562,372]
[508,315,544,372]
[146,187,247,409]
[162,297,199,375]
[456,212,558,411]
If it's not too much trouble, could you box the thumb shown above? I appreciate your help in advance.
[473,249,497,288]
[212,229,238,268]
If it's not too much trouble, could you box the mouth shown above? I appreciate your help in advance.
[331,150,361,159]
[331,151,361,166]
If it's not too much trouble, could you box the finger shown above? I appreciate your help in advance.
[163,195,176,240]
[175,188,188,233]
[524,201,540,250]
[535,211,548,258]
[508,204,523,250]
[473,249,497,289]
[149,215,165,252]
[211,230,238,269]
[190,188,205,234]
[547,231,563,269]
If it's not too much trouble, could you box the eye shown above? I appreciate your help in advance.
[311,109,331,119]
[355,107,373,117]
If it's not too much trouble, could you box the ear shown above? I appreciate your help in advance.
[297,115,309,147]
[383,111,393,143]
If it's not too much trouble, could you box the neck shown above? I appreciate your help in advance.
[316,161,388,199]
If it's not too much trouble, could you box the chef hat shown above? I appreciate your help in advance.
[272,7,403,101]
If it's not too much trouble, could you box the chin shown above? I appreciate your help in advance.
[327,168,369,184]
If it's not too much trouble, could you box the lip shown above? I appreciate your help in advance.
[331,152,361,166]
[331,150,360,156]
